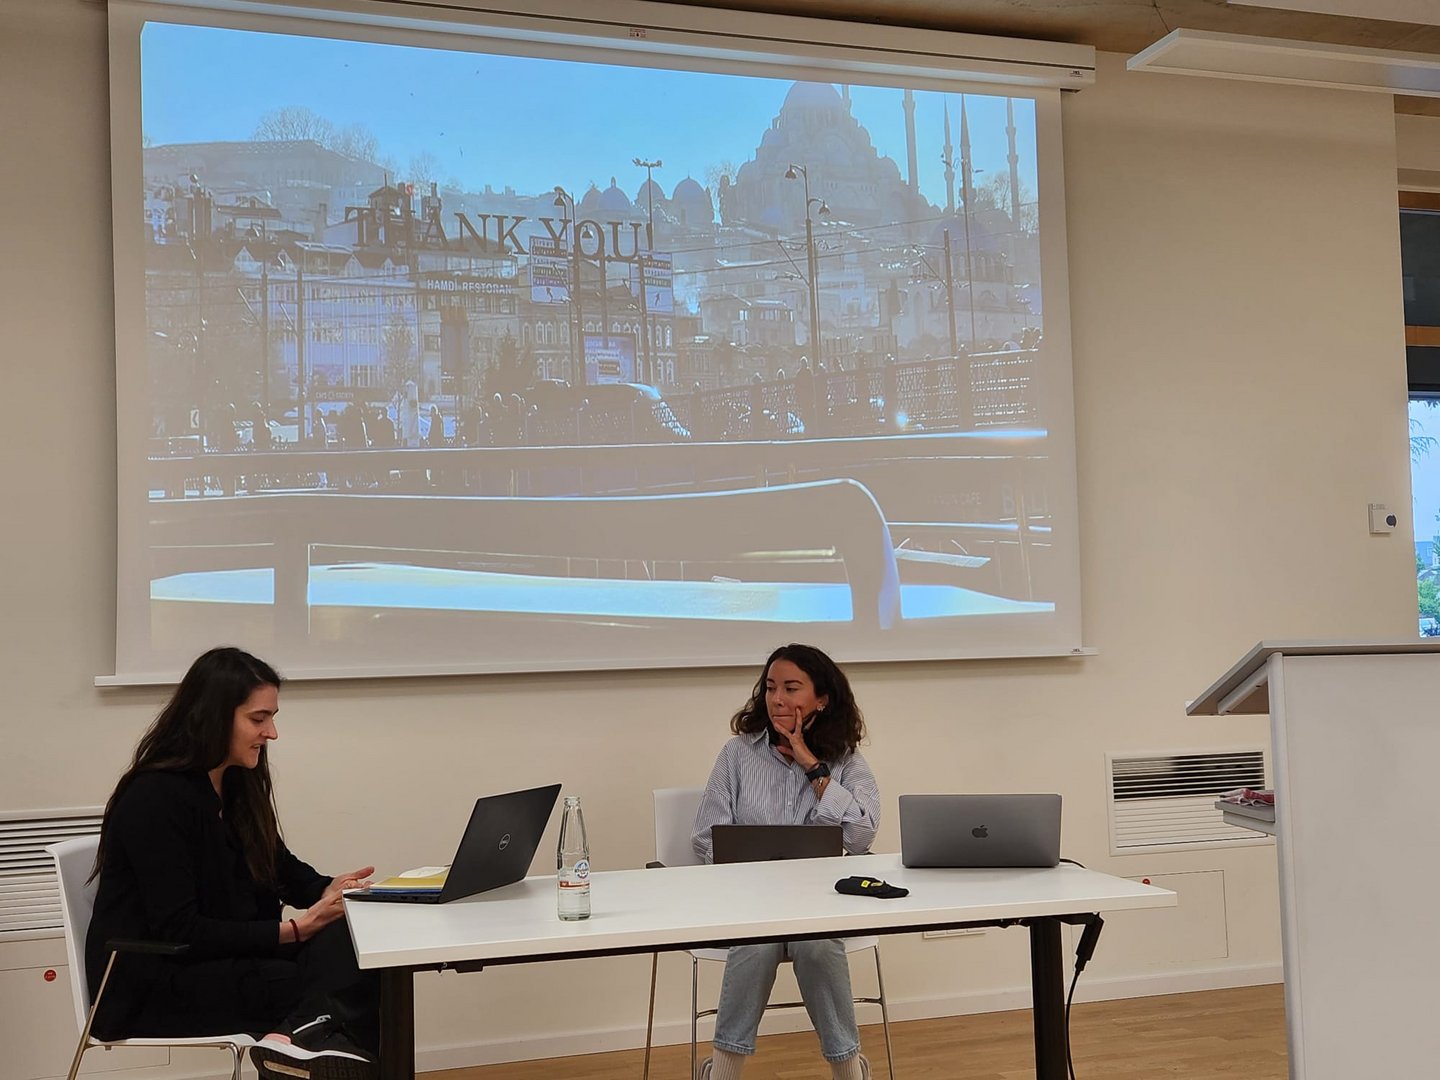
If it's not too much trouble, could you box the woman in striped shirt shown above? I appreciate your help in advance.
[692,643,881,1080]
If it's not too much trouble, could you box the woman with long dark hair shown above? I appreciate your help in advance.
[88,647,379,1080]
[691,643,881,1080]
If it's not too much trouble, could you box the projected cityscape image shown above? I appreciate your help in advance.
[133,22,1062,671]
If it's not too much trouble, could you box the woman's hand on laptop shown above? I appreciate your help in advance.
[323,866,375,902]
[289,866,375,941]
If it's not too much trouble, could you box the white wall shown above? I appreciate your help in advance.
[0,2,1419,1075]
[1397,112,1440,187]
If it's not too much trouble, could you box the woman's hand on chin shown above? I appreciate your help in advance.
[772,707,819,772]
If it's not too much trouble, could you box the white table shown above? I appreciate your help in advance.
[346,853,1174,1080]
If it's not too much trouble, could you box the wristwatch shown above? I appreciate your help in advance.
[805,762,831,782]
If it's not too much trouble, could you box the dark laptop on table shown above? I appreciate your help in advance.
[711,824,843,864]
[899,794,1062,868]
[349,783,561,904]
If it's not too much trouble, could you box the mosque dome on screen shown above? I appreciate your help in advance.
[671,177,714,226]
[635,178,666,209]
[580,178,636,217]
[719,80,932,234]
[595,177,634,214]
[782,81,845,112]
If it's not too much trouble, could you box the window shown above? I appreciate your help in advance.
[1403,196,1440,636]
[1411,395,1440,635]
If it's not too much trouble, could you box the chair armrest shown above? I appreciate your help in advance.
[107,939,190,956]
[645,861,666,869]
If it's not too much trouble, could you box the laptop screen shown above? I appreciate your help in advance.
[350,783,561,904]
[899,794,1062,868]
[711,824,843,865]
[440,783,562,901]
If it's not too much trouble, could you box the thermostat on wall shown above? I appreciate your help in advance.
[1369,503,1396,534]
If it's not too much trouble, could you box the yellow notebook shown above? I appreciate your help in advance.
[367,865,450,892]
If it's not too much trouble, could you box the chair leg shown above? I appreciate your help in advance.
[872,946,896,1080]
[227,1042,244,1080]
[690,955,700,1080]
[68,951,120,1080]
[63,1038,90,1080]
[642,952,658,1080]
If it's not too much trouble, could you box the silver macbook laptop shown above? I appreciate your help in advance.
[899,794,1062,868]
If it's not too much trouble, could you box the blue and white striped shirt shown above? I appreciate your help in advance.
[691,730,881,864]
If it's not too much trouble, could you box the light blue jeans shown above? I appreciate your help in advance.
[712,939,860,1063]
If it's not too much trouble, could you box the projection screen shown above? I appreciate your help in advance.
[106,0,1085,681]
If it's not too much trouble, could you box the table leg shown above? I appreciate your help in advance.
[1028,917,1067,1080]
[379,969,415,1080]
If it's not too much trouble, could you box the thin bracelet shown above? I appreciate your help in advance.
[289,918,301,944]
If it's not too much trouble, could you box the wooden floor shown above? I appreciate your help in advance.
[434,983,1287,1080]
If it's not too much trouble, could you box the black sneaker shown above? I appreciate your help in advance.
[250,1015,377,1080]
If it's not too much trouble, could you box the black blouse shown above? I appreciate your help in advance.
[85,769,328,1032]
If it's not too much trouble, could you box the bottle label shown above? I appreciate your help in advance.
[573,858,590,881]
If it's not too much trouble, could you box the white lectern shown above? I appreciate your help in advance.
[1189,640,1440,1080]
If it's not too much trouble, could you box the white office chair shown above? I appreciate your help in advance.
[47,836,257,1080]
[641,787,895,1080]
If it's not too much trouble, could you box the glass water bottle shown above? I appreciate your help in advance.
[556,795,591,921]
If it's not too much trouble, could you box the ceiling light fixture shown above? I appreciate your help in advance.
[1226,0,1440,27]
[1129,28,1440,97]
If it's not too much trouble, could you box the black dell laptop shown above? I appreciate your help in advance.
[348,783,561,904]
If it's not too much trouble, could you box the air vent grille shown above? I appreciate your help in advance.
[0,809,103,939]
[1107,750,1270,854]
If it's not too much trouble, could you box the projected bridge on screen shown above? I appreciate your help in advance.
[143,433,1057,670]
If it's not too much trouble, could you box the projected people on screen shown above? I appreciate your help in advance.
[123,20,1070,676]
